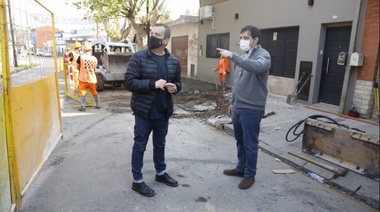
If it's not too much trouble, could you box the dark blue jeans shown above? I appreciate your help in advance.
[232,108,264,177]
[131,115,169,182]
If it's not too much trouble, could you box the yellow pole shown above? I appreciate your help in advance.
[34,0,63,136]
[50,13,63,136]
[374,82,379,115]
[64,59,69,96]
[0,0,22,208]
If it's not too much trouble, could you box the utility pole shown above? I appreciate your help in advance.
[7,0,18,67]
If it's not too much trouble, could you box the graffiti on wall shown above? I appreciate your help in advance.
[188,33,198,64]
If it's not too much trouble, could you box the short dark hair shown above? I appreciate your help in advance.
[241,25,261,40]
[154,23,171,39]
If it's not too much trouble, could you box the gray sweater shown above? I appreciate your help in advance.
[230,45,271,111]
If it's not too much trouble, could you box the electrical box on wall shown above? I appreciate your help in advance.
[349,52,364,66]
[199,5,213,20]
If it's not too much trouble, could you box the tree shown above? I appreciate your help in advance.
[72,0,168,50]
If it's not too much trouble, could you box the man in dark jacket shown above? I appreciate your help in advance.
[125,23,182,197]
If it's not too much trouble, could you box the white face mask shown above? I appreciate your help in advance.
[239,39,251,52]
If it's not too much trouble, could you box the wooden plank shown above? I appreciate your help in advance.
[272,169,295,174]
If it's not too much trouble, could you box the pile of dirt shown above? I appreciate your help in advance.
[172,89,231,119]
[98,78,232,120]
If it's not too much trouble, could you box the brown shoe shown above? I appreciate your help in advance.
[238,177,255,189]
[223,169,244,177]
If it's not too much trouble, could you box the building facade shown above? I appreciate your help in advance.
[168,15,199,78]
[198,0,379,118]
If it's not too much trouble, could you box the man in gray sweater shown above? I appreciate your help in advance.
[217,25,271,189]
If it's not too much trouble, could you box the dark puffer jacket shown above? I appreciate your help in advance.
[124,48,182,120]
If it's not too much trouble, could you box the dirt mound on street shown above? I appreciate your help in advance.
[97,78,231,119]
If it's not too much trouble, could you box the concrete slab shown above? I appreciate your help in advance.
[206,115,231,129]
[330,171,380,209]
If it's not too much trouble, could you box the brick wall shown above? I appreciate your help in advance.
[357,0,379,81]
[35,26,54,49]
[353,0,379,118]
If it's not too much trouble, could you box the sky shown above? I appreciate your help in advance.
[167,0,199,19]
[12,0,199,32]
[38,0,200,20]
[38,0,83,17]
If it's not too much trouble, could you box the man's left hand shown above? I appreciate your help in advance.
[165,83,177,93]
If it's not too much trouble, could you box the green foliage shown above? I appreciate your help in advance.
[160,11,172,24]
[18,63,38,70]
[72,0,169,49]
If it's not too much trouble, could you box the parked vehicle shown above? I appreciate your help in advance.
[90,37,135,91]
[36,49,44,56]
[42,51,52,57]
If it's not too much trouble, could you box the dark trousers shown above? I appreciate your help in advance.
[232,108,264,177]
[131,115,169,181]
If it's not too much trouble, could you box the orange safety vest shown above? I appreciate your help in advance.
[214,58,230,73]
[78,54,98,84]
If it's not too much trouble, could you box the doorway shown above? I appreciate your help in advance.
[171,36,188,77]
[319,26,352,105]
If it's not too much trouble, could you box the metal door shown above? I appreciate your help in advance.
[260,27,299,78]
[171,36,188,77]
[319,27,351,105]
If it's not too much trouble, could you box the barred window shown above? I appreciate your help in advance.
[206,33,229,58]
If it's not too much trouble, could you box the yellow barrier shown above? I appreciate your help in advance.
[0,96,12,212]
[0,0,63,210]
[12,76,62,193]
[1,0,20,209]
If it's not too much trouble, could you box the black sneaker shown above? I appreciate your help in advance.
[155,173,178,187]
[132,182,155,197]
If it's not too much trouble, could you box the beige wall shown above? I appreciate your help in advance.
[267,76,294,96]
[169,22,199,78]
[198,0,360,102]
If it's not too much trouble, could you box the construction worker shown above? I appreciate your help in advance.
[63,47,71,74]
[213,57,230,91]
[69,41,82,90]
[76,43,100,111]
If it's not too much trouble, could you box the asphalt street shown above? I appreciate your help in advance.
[19,77,379,211]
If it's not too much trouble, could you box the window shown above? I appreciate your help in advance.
[260,27,299,78]
[206,33,229,58]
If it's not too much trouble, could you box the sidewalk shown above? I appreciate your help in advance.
[261,95,378,207]
[20,78,379,211]
[209,93,379,209]
[180,78,379,209]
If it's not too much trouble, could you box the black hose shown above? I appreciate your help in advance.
[285,115,350,142]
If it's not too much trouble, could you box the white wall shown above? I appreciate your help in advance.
[169,22,199,78]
